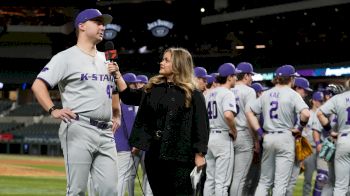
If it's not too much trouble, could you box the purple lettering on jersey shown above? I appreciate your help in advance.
[103,75,109,81]
[346,97,350,104]
[41,67,49,72]
[269,92,280,98]
[81,73,88,80]
[92,74,97,80]
[99,74,104,81]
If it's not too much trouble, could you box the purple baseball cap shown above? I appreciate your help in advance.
[123,73,141,83]
[207,75,215,84]
[75,8,113,28]
[294,77,313,92]
[218,63,242,77]
[312,91,324,101]
[275,65,300,77]
[251,83,268,93]
[136,75,148,84]
[237,62,256,75]
[194,67,211,79]
[209,73,219,84]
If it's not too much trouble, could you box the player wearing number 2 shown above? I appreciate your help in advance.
[204,63,241,196]
[246,65,310,196]
[32,9,120,196]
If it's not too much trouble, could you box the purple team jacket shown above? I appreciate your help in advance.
[114,103,136,152]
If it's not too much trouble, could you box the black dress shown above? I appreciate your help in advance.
[119,82,209,196]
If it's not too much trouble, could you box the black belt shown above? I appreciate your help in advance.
[76,114,111,129]
[266,131,284,134]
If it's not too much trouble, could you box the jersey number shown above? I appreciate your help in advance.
[106,85,112,99]
[346,107,350,125]
[207,101,218,119]
[269,101,278,119]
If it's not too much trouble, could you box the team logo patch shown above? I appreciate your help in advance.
[229,103,234,107]
[41,67,49,72]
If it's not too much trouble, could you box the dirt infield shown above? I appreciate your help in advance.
[0,155,65,177]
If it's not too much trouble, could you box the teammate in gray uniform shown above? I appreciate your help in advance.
[301,91,324,196]
[195,67,211,93]
[204,63,240,196]
[317,85,350,196]
[31,9,120,196]
[246,65,310,196]
[230,62,257,196]
[286,77,313,196]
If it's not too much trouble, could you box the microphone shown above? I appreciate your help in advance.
[104,41,118,77]
[104,41,118,62]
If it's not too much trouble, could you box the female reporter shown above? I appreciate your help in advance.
[109,47,209,195]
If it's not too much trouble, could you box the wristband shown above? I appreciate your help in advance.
[256,128,264,137]
[323,122,332,132]
[297,125,304,132]
[48,105,58,115]
[315,140,321,146]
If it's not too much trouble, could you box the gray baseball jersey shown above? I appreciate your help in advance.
[312,109,338,140]
[205,86,237,130]
[231,84,256,131]
[303,110,317,146]
[319,91,350,134]
[248,86,309,132]
[37,46,116,121]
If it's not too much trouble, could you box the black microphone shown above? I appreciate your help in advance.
[104,41,118,77]
[104,41,117,61]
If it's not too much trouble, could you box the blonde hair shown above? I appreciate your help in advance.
[144,48,196,107]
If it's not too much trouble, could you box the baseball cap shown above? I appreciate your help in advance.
[294,77,313,92]
[123,73,141,83]
[218,63,241,77]
[251,83,268,93]
[194,67,211,79]
[207,75,215,84]
[275,65,300,77]
[208,73,219,84]
[237,62,256,75]
[136,75,148,84]
[312,91,324,101]
[75,8,113,28]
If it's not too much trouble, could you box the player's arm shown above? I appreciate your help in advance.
[313,130,322,153]
[107,62,127,92]
[224,111,237,140]
[112,94,121,133]
[32,79,76,121]
[299,108,310,126]
[245,108,262,140]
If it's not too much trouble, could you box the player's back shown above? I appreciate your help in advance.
[260,86,308,132]
[205,86,236,131]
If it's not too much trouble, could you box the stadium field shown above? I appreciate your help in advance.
[0,154,306,196]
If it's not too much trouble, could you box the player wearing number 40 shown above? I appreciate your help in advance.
[203,63,241,196]
[246,64,310,196]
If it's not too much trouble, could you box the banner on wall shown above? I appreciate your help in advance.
[147,19,173,37]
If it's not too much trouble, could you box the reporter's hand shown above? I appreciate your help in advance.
[51,108,76,122]
[195,153,206,169]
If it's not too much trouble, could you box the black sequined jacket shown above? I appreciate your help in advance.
[119,82,209,162]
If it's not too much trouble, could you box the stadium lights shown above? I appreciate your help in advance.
[255,44,266,49]
[236,45,245,49]
[200,8,205,13]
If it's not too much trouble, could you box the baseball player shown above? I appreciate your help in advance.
[31,9,120,196]
[204,63,240,196]
[136,74,148,89]
[317,84,350,195]
[244,82,268,196]
[194,67,211,92]
[246,65,310,196]
[230,62,257,196]
[115,73,140,196]
[286,77,313,196]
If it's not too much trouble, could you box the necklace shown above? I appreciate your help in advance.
[76,45,97,64]
[76,45,96,57]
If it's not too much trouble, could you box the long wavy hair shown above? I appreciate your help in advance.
[144,47,197,108]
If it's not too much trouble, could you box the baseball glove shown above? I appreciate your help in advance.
[319,137,336,162]
[295,136,313,161]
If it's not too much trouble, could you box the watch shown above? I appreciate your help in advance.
[48,105,58,115]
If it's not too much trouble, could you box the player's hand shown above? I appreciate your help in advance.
[131,147,140,155]
[112,117,121,133]
[253,140,260,154]
[51,108,76,122]
[195,153,206,169]
[291,128,302,139]
[229,130,237,141]
[107,62,119,76]
[316,143,322,153]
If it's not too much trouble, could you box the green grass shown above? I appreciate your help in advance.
[0,154,308,196]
